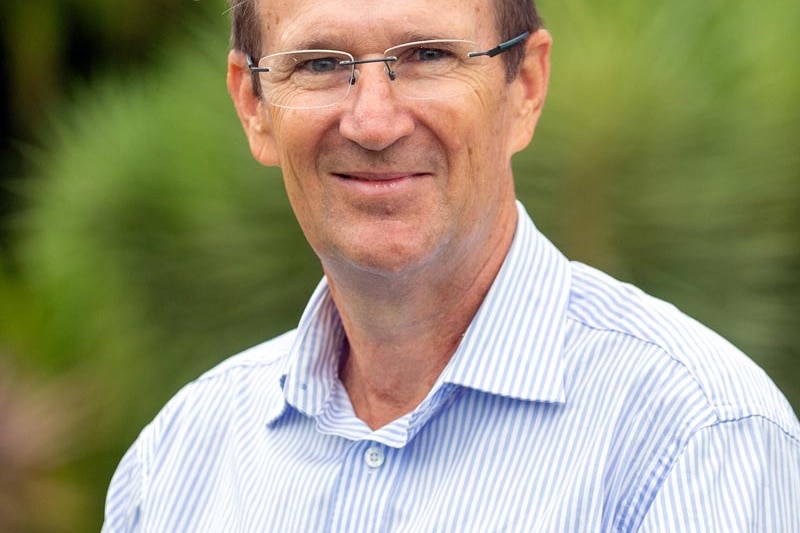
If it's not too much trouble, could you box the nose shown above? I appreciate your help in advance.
[338,63,415,151]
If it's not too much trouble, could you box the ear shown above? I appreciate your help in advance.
[508,29,552,155]
[227,49,280,167]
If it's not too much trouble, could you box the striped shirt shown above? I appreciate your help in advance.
[102,202,800,532]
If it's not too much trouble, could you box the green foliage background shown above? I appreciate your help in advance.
[0,0,798,531]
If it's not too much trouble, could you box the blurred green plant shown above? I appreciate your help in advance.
[12,18,321,532]
[1,0,222,135]
[1,0,798,531]
[0,359,91,533]
[1,261,94,533]
[522,0,800,406]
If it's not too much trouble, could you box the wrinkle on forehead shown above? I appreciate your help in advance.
[257,0,497,53]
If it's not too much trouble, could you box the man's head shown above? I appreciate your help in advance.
[228,0,543,83]
[226,0,551,281]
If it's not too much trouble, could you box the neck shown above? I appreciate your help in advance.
[323,210,517,429]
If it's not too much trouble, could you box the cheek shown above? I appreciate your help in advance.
[272,131,314,220]
[272,111,330,188]
[272,112,342,241]
[438,93,511,177]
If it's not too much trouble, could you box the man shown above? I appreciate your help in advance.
[102,0,800,530]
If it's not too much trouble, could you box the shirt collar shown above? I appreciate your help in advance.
[274,201,570,422]
[439,202,570,403]
[279,279,347,419]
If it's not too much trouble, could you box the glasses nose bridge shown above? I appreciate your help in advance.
[344,56,398,86]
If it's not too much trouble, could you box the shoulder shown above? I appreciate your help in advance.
[163,329,295,409]
[566,261,799,436]
[193,329,297,384]
[137,330,296,453]
[103,330,298,529]
[562,263,799,529]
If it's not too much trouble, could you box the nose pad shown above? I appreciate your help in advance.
[384,61,397,81]
[348,61,397,88]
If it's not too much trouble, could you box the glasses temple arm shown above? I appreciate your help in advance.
[467,31,531,58]
[246,55,271,73]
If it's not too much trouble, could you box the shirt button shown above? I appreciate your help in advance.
[364,445,385,468]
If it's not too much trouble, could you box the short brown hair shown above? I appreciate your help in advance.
[228,0,543,82]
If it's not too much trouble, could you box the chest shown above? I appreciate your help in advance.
[142,391,644,532]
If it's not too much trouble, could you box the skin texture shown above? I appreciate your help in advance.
[228,0,551,428]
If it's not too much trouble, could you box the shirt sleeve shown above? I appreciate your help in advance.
[638,415,800,532]
[101,439,144,533]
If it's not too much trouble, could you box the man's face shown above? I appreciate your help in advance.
[232,0,549,278]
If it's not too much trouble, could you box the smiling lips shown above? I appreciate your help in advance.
[335,172,426,181]
[332,171,431,194]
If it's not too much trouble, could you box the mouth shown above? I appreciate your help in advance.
[332,171,431,192]
[334,171,426,181]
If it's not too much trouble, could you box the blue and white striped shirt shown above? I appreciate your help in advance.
[103,202,800,532]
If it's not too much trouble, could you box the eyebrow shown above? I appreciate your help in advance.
[280,30,463,53]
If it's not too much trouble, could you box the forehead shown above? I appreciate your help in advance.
[257,0,497,51]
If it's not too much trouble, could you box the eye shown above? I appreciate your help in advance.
[411,46,453,62]
[297,56,343,73]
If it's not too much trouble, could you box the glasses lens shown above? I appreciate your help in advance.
[384,39,485,100]
[257,50,354,109]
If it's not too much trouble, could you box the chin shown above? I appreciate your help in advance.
[328,237,440,278]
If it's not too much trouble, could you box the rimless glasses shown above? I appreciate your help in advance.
[246,32,530,110]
